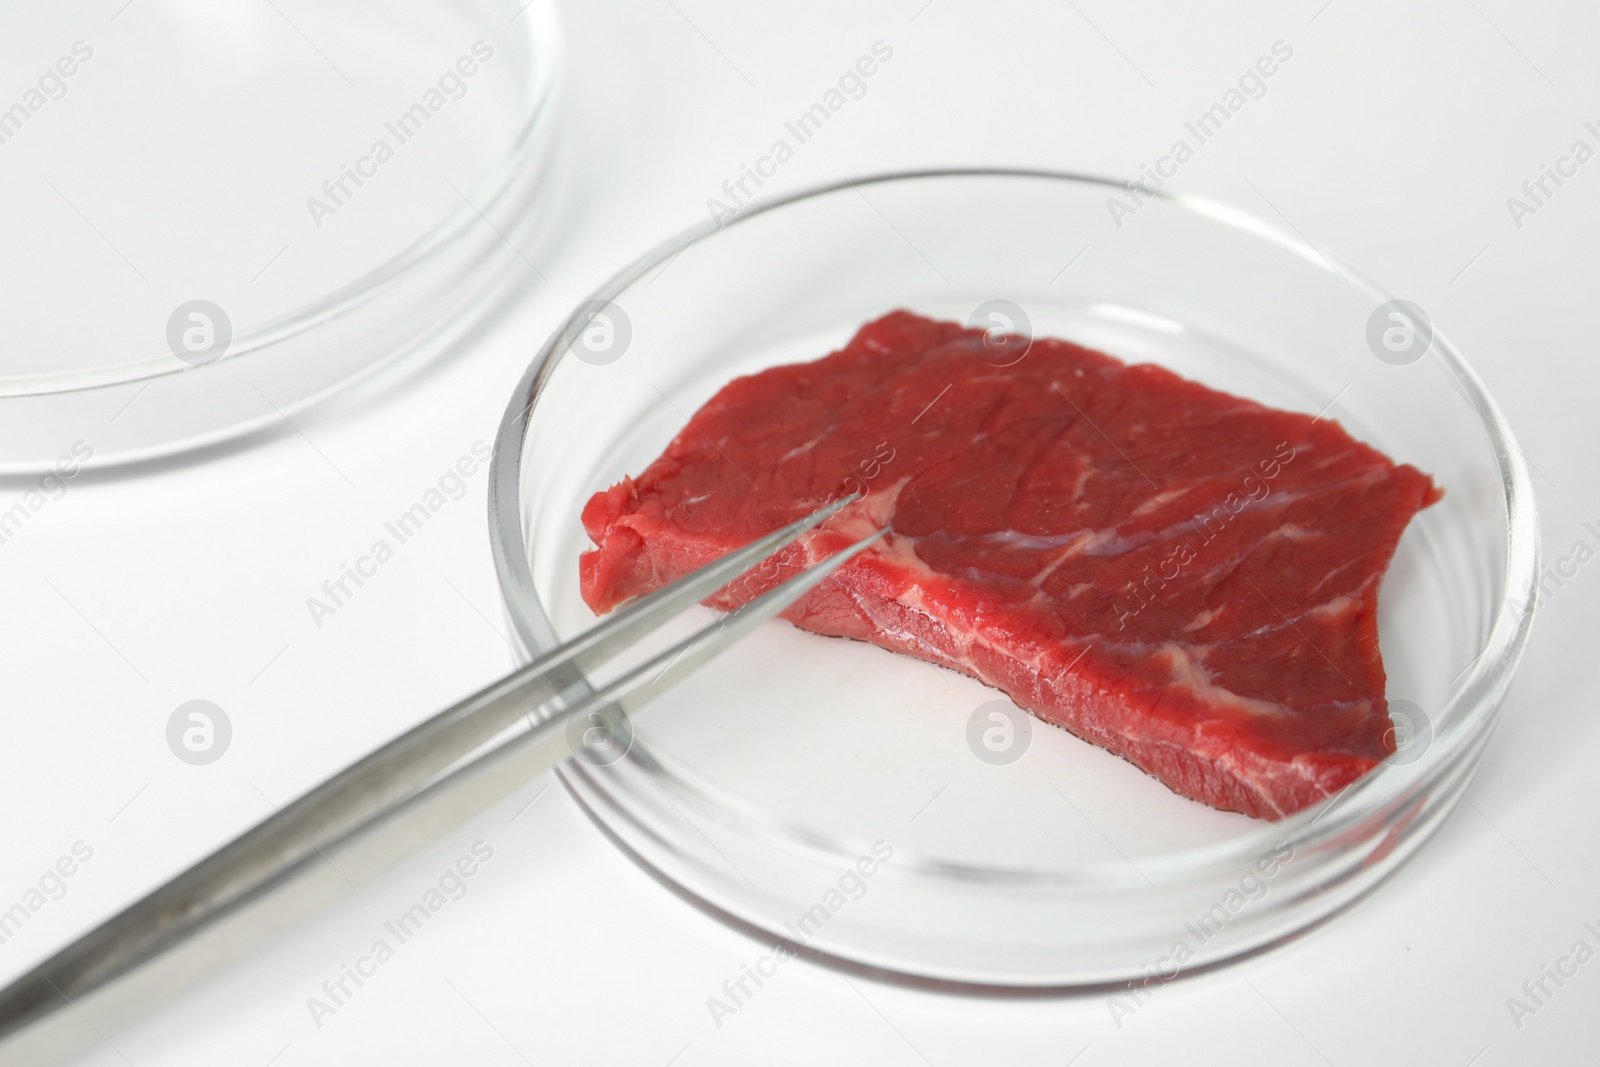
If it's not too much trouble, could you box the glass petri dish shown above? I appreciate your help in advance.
[0,0,560,472]
[489,170,1537,987]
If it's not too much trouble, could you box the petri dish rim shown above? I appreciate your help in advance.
[488,169,1537,901]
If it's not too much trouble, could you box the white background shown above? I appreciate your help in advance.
[2,0,1597,1064]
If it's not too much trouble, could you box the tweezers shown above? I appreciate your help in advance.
[0,497,880,1046]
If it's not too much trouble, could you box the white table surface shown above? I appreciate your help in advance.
[2,1,1597,1064]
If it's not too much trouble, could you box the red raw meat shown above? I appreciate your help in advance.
[579,311,1441,819]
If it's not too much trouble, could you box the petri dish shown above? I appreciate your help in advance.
[489,170,1537,987]
[0,0,560,472]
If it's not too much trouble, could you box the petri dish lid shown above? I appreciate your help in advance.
[0,0,561,472]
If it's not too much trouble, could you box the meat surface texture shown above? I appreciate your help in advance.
[579,311,1441,819]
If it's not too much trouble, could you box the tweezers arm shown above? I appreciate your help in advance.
[0,499,871,1046]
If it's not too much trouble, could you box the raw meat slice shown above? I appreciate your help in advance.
[579,311,1441,819]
